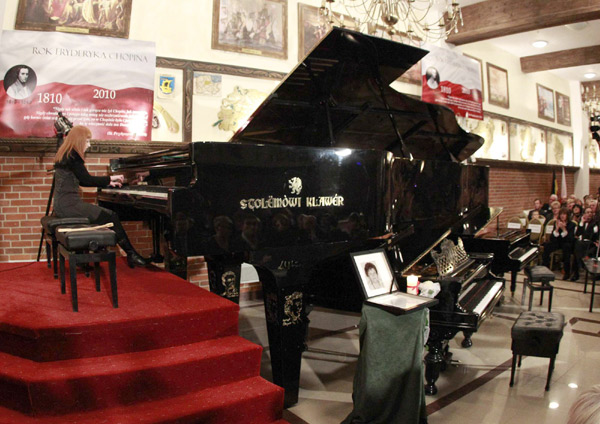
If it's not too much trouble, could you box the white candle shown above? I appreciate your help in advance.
[407,275,419,294]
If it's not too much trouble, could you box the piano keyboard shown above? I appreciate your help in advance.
[459,280,503,316]
[510,246,538,263]
[100,186,169,200]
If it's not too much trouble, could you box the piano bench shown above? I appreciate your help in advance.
[522,265,555,312]
[510,311,565,391]
[40,216,90,279]
[56,228,118,312]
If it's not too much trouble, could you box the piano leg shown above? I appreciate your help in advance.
[255,267,309,408]
[424,328,445,395]
[510,270,517,295]
[461,331,473,348]
[206,257,242,304]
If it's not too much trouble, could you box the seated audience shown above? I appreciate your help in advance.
[544,200,561,221]
[542,207,575,279]
[540,194,558,217]
[572,207,599,281]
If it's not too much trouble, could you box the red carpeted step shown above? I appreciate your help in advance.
[0,261,240,362]
[0,376,285,424]
[0,335,263,415]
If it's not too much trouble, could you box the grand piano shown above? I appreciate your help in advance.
[98,27,495,406]
[452,206,539,295]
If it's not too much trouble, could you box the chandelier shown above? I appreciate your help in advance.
[319,0,463,42]
[582,81,600,118]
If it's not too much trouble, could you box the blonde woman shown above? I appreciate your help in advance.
[53,126,147,267]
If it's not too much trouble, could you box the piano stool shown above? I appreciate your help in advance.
[521,265,555,312]
[55,228,118,312]
[510,311,565,391]
[40,216,90,279]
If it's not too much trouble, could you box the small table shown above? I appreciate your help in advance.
[583,259,599,312]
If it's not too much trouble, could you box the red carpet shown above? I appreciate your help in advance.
[0,261,287,423]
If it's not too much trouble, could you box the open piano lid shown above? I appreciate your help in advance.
[232,27,483,162]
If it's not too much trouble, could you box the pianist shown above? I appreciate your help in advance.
[53,125,148,267]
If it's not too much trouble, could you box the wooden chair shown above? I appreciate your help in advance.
[527,217,544,245]
[507,216,524,231]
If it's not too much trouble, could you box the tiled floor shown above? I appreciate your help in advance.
[238,272,600,424]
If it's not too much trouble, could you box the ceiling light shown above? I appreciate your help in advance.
[566,22,588,31]
[569,383,579,389]
[549,402,559,409]
[532,40,548,48]
[585,72,597,79]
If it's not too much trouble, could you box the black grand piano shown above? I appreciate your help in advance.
[98,28,498,406]
[452,206,539,295]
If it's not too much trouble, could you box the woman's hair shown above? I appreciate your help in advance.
[54,126,92,163]
[364,262,377,275]
[572,204,583,215]
[568,385,600,424]
[558,207,570,220]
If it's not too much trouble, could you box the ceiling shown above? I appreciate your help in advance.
[449,0,600,83]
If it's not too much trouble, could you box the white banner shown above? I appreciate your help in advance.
[0,30,155,140]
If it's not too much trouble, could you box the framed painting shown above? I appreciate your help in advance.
[298,3,356,61]
[509,122,546,163]
[547,131,573,166]
[15,0,132,38]
[212,0,288,60]
[537,83,555,122]
[556,91,571,126]
[464,54,484,102]
[487,63,509,108]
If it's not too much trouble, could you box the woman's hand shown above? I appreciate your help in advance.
[131,171,150,185]
[109,174,124,188]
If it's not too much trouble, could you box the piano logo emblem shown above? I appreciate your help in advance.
[288,177,302,195]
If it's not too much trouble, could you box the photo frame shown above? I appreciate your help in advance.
[15,0,132,38]
[464,54,484,102]
[487,63,509,108]
[556,91,571,126]
[350,248,437,314]
[212,0,288,60]
[537,83,555,122]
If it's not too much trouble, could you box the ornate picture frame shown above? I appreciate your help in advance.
[15,0,132,38]
[556,91,571,126]
[351,248,396,299]
[537,83,555,122]
[212,0,288,60]
[487,63,509,108]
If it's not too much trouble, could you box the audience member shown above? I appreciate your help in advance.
[542,207,575,279]
[572,204,583,223]
[567,384,600,424]
[572,207,599,281]
[545,200,561,221]
[527,198,543,220]
[540,194,558,217]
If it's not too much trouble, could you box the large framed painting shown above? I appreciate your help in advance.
[458,115,508,160]
[15,0,132,38]
[509,122,546,163]
[537,83,555,122]
[298,3,356,61]
[464,54,484,102]
[556,91,571,126]
[487,63,509,108]
[547,131,573,166]
[212,0,288,59]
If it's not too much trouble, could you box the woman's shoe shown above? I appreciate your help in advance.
[127,251,148,268]
[570,272,580,282]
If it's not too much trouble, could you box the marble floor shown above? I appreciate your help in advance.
[238,272,600,424]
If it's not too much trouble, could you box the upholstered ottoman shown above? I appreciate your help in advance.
[510,311,565,391]
[56,227,118,312]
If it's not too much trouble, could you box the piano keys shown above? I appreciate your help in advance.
[97,27,488,406]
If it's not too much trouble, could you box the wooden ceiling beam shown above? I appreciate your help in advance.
[446,0,600,45]
[520,45,600,73]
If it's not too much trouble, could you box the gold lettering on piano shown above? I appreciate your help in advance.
[239,194,345,210]
[282,292,303,326]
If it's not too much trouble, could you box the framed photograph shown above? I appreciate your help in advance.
[212,0,288,60]
[15,0,132,38]
[298,3,356,61]
[537,83,555,122]
[464,54,484,102]
[487,63,509,108]
[556,91,571,126]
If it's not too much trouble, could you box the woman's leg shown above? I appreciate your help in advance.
[95,208,148,267]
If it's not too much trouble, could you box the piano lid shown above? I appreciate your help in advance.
[232,27,483,162]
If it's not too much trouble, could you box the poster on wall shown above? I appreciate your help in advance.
[0,30,155,140]
[420,46,483,120]
[547,131,573,166]
[457,115,508,160]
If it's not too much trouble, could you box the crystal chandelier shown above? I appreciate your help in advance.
[582,81,600,118]
[319,0,463,42]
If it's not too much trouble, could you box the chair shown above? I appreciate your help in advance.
[521,265,555,311]
[40,216,90,278]
[510,311,565,391]
[527,217,544,245]
[56,227,118,312]
[507,216,523,230]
